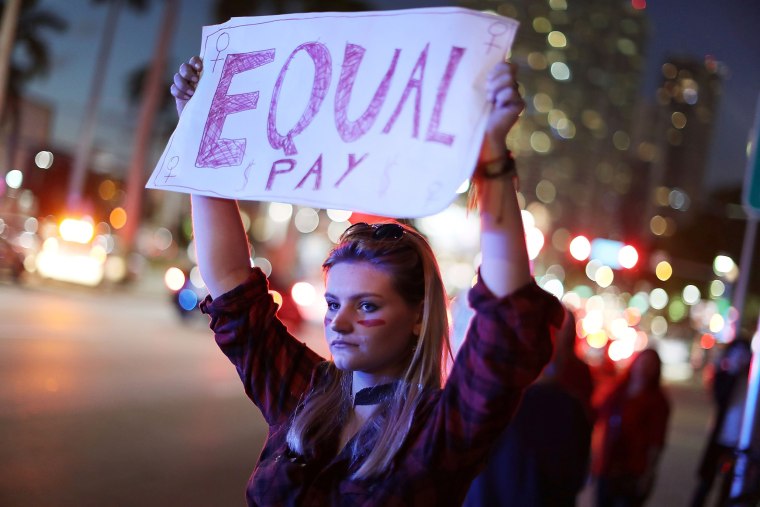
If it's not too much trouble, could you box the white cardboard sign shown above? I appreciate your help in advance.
[146,7,518,217]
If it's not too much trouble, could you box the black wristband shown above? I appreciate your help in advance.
[479,150,516,179]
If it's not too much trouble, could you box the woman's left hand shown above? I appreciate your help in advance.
[483,61,524,159]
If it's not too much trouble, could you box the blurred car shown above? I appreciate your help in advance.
[35,217,107,287]
[0,236,24,282]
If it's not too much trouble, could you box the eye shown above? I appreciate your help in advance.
[326,300,340,311]
[359,301,378,313]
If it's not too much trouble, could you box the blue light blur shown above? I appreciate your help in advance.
[178,289,199,311]
[591,238,624,269]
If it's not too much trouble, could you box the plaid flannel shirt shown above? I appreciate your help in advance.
[201,268,563,506]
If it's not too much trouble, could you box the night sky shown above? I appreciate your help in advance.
[23,0,760,195]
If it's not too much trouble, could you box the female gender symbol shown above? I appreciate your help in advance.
[211,32,231,72]
[163,156,180,184]
[484,22,509,54]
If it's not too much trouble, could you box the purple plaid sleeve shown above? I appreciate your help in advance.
[200,268,324,426]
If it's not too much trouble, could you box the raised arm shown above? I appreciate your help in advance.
[172,56,251,298]
[474,62,531,297]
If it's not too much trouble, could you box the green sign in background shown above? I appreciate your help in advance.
[743,98,760,215]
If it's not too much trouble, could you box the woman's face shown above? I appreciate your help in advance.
[324,261,420,382]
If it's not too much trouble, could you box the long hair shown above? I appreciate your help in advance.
[286,221,451,478]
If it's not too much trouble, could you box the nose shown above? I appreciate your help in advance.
[329,307,353,334]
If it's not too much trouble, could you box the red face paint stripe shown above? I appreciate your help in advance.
[357,319,385,327]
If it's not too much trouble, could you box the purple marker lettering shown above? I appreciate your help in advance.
[334,153,368,188]
[295,154,323,190]
[266,159,296,190]
[382,43,429,138]
[196,50,275,168]
[425,46,465,146]
[268,42,332,156]
[334,44,401,142]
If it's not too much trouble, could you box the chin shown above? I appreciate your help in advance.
[331,357,355,371]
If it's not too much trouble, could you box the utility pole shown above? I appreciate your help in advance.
[121,0,180,252]
[0,0,22,124]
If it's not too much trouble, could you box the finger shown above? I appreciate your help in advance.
[170,84,192,101]
[487,72,518,97]
[172,74,195,97]
[487,61,511,79]
[492,83,522,106]
[172,72,191,94]
[189,55,203,71]
[179,62,199,83]
[487,61,516,85]
[486,69,518,101]
[493,88,524,110]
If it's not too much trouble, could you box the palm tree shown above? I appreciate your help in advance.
[66,0,148,212]
[0,0,66,172]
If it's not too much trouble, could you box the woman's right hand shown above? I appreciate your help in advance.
[171,56,203,117]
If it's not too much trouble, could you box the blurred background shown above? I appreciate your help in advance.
[1,0,759,505]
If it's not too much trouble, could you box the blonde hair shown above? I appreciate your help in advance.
[286,222,451,478]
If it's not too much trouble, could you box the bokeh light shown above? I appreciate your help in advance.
[649,288,668,310]
[292,281,317,307]
[109,207,127,230]
[5,169,22,189]
[682,285,701,305]
[655,261,672,281]
[164,267,185,291]
[35,150,54,169]
[569,235,591,261]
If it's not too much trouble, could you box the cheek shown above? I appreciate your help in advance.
[357,319,386,328]
[324,317,333,326]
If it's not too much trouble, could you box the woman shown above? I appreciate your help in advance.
[592,349,671,507]
[172,55,563,506]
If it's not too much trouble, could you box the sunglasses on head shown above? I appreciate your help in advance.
[345,222,406,240]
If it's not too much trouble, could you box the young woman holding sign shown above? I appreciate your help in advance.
[172,55,563,506]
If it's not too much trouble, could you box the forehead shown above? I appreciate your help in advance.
[325,262,396,296]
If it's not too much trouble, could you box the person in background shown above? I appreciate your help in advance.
[171,55,564,506]
[462,307,594,506]
[592,348,671,507]
[691,338,752,507]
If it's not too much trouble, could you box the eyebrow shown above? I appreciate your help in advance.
[324,292,384,300]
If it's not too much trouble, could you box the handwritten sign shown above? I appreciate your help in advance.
[146,7,518,218]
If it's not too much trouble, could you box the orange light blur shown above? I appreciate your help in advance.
[110,207,127,230]
[700,333,716,350]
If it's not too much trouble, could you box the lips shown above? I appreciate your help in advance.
[330,339,358,349]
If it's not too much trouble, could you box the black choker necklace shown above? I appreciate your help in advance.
[354,382,397,406]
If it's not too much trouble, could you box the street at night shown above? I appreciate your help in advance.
[0,276,722,506]
[0,277,267,506]
[2,0,760,505]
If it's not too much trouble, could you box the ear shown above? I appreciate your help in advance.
[412,303,424,337]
